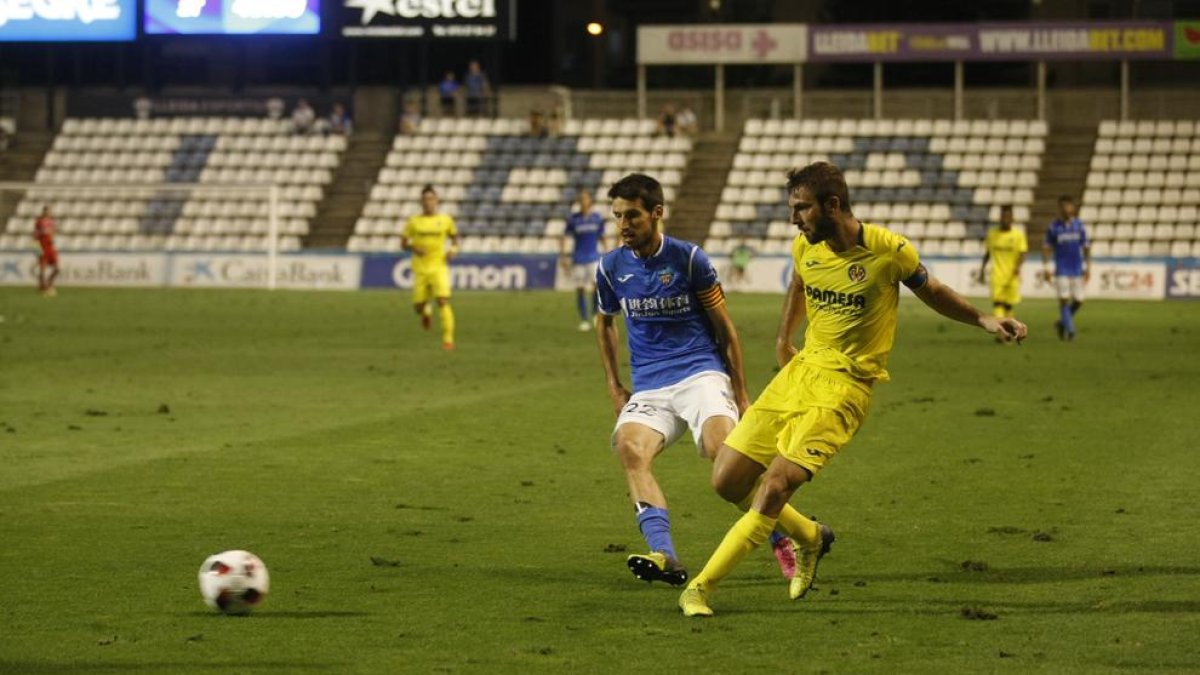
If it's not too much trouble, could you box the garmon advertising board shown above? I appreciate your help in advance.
[0,0,137,42]
[338,0,515,39]
[360,254,556,290]
[145,0,321,35]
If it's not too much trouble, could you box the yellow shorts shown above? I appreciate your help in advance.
[725,357,871,476]
[412,266,451,304]
[991,275,1021,306]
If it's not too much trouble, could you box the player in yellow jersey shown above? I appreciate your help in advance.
[401,185,459,350]
[979,204,1027,319]
[679,162,1027,617]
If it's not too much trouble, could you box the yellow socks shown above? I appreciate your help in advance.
[735,479,820,547]
[691,510,776,590]
[775,506,821,546]
[439,304,455,345]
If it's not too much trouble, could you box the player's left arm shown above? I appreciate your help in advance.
[700,287,751,415]
[908,268,1027,343]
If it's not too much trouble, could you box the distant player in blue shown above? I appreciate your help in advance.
[1042,195,1091,341]
[595,173,797,587]
[561,188,608,331]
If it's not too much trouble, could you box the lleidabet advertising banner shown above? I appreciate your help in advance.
[338,0,515,39]
[0,0,136,41]
[808,21,1176,62]
[637,24,807,64]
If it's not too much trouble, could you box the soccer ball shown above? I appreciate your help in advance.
[198,550,270,615]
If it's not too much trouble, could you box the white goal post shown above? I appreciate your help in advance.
[0,181,286,290]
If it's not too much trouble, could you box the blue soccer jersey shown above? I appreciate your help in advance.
[566,211,606,264]
[596,236,727,392]
[1045,218,1089,277]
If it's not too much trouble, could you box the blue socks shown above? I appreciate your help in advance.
[576,290,589,321]
[635,505,678,561]
[1060,303,1075,336]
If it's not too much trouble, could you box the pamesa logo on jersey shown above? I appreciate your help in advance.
[848,263,868,283]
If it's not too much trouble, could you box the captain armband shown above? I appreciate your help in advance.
[902,264,929,290]
[697,284,726,309]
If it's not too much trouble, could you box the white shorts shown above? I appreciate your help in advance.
[612,371,739,454]
[1055,275,1085,302]
[570,262,597,288]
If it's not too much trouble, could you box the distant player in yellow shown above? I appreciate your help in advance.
[401,185,459,350]
[679,162,1027,617]
[979,204,1027,319]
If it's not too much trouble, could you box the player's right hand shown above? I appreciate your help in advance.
[610,386,632,417]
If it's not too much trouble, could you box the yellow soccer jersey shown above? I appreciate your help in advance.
[403,213,457,273]
[985,227,1027,282]
[792,223,922,383]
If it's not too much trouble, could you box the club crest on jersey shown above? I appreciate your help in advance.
[657,266,676,286]
[848,264,868,283]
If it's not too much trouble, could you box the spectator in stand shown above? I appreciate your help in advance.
[400,102,422,135]
[675,105,698,136]
[438,72,459,117]
[133,97,152,120]
[325,103,353,136]
[0,127,10,154]
[266,97,286,121]
[548,104,565,136]
[657,104,678,137]
[529,109,549,138]
[464,60,492,117]
[292,99,316,134]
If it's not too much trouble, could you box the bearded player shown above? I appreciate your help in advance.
[680,162,1027,616]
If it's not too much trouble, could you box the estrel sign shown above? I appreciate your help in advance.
[637,24,807,64]
[340,0,514,39]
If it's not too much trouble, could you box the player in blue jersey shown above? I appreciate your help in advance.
[561,188,608,331]
[1041,195,1091,341]
[595,173,799,586]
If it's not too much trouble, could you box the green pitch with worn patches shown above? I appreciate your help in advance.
[0,288,1197,673]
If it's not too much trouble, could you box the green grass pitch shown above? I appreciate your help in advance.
[0,287,1197,673]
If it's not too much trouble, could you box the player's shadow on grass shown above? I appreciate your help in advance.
[181,610,369,619]
[0,661,336,673]
[845,564,1200,584]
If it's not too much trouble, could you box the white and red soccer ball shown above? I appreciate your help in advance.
[198,550,270,615]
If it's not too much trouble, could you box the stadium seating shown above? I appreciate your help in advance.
[706,118,1046,256]
[0,117,346,252]
[1081,120,1200,258]
[347,117,691,254]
